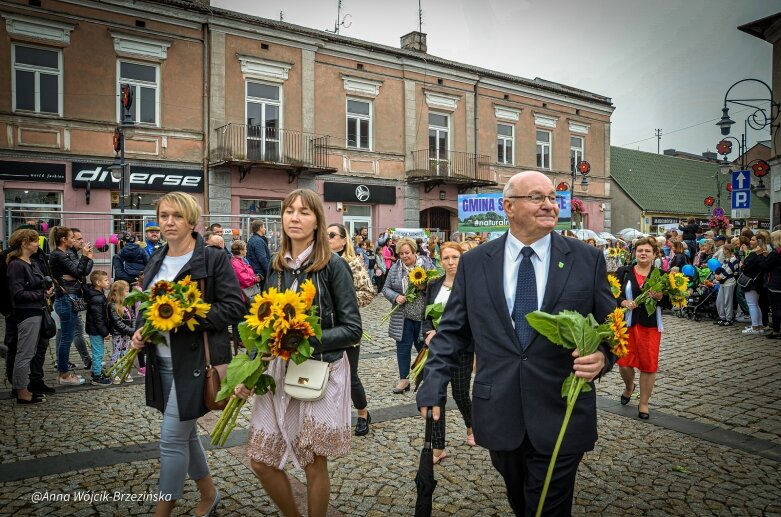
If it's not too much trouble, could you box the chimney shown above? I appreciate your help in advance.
[702,151,717,161]
[401,31,427,53]
[663,149,676,156]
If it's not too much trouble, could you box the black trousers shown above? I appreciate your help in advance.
[770,291,781,332]
[345,345,367,411]
[5,314,49,388]
[489,435,583,517]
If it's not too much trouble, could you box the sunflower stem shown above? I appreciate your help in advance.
[535,377,584,517]
[220,398,245,447]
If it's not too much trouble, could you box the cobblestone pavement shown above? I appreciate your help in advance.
[0,295,779,516]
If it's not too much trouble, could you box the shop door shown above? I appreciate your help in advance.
[420,207,451,238]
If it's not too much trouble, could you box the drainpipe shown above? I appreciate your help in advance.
[474,78,480,193]
[202,22,210,216]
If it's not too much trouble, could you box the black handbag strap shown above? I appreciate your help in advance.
[424,408,433,450]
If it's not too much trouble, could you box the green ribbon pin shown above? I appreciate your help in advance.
[558,261,564,269]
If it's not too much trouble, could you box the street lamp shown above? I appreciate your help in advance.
[716,78,778,200]
[110,84,135,232]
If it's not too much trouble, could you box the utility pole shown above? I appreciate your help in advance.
[655,128,662,154]
[418,0,423,32]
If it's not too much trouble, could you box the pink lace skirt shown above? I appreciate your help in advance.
[247,353,352,470]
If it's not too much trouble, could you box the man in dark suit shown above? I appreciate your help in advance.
[417,171,616,516]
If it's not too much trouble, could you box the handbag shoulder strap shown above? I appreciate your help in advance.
[199,278,213,368]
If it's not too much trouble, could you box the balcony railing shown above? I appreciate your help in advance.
[408,149,496,187]
[212,123,332,171]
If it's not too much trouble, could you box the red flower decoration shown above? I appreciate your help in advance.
[716,140,732,155]
[727,183,732,193]
[571,197,586,214]
[704,196,715,207]
[752,160,770,178]
[578,161,591,174]
[556,182,569,191]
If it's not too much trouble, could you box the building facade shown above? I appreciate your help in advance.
[1,0,615,246]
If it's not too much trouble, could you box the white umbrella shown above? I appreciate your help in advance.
[598,231,617,242]
[574,229,600,241]
[617,228,646,240]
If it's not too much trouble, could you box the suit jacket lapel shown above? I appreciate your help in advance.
[483,234,523,350]
[540,232,573,313]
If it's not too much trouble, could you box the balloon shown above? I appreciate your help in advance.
[706,258,721,273]
[40,222,49,233]
[681,265,696,278]
[109,234,119,244]
[94,236,109,253]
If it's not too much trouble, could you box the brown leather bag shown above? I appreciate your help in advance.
[201,279,228,411]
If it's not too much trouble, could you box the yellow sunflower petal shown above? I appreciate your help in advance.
[147,295,184,332]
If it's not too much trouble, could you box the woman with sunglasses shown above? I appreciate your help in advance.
[328,223,375,436]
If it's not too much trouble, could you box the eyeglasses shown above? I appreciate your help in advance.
[506,194,558,205]
[328,232,343,239]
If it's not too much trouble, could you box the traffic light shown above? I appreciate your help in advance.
[120,83,133,124]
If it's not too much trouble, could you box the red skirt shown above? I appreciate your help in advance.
[616,324,661,373]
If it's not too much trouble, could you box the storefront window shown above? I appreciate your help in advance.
[111,191,158,236]
[240,198,281,216]
[4,189,62,241]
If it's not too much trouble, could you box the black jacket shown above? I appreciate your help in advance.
[761,249,781,291]
[678,223,699,241]
[7,258,47,312]
[669,252,689,270]
[107,302,135,337]
[421,276,474,353]
[84,285,109,337]
[141,232,246,421]
[49,248,93,298]
[265,252,362,358]
[615,265,671,327]
[741,252,766,292]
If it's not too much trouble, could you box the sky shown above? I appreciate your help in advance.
[212,0,779,157]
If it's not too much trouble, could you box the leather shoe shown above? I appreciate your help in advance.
[29,383,56,395]
[638,411,650,420]
[620,384,636,406]
[355,412,371,436]
[392,382,410,394]
[193,489,220,517]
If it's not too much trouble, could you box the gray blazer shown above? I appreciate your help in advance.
[382,256,434,341]
[416,231,616,454]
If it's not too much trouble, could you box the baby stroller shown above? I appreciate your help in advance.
[682,267,719,322]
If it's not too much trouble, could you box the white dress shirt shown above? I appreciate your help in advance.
[503,232,551,324]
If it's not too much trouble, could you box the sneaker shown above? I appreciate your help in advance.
[742,328,766,335]
[112,376,122,385]
[84,358,92,371]
[137,367,146,377]
[713,319,723,325]
[58,374,85,386]
[91,374,111,386]
[735,315,751,323]
[719,320,734,326]
[124,375,134,383]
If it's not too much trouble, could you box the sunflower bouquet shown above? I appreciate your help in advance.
[107,276,210,383]
[380,266,441,323]
[525,308,628,517]
[209,279,321,447]
[407,301,445,390]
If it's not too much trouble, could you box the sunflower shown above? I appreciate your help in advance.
[181,300,211,331]
[409,266,427,287]
[608,248,618,258]
[607,308,629,358]
[183,284,203,306]
[607,274,621,298]
[244,288,280,332]
[270,317,316,360]
[150,280,175,299]
[179,275,196,289]
[147,295,184,332]
[300,279,316,309]
[277,289,307,321]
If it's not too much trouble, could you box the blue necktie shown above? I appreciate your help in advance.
[512,246,537,351]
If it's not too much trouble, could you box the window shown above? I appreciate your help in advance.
[497,123,514,165]
[240,198,282,217]
[536,130,551,170]
[346,99,371,150]
[570,136,584,172]
[246,82,281,162]
[4,189,62,239]
[118,61,159,125]
[429,113,449,174]
[13,45,62,115]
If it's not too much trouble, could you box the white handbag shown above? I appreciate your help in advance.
[283,359,329,402]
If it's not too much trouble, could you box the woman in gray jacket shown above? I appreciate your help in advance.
[382,237,435,393]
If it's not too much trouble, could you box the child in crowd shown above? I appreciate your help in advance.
[84,270,111,386]
[113,231,148,285]
[714,243,739,326]
[107,280,137,383]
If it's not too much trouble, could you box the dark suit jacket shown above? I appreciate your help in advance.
[416,231,616,454]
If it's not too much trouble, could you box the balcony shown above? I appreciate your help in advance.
[212,123,336,181]
[407,149,497,192]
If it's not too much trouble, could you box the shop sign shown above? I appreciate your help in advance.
[72,162,203,192]
[0,160,66,182]
[323,182,396,204]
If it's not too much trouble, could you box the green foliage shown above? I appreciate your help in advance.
[425,302,445,329]
[525,310,602,355]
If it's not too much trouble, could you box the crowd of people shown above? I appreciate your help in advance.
[5,174,781,516]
